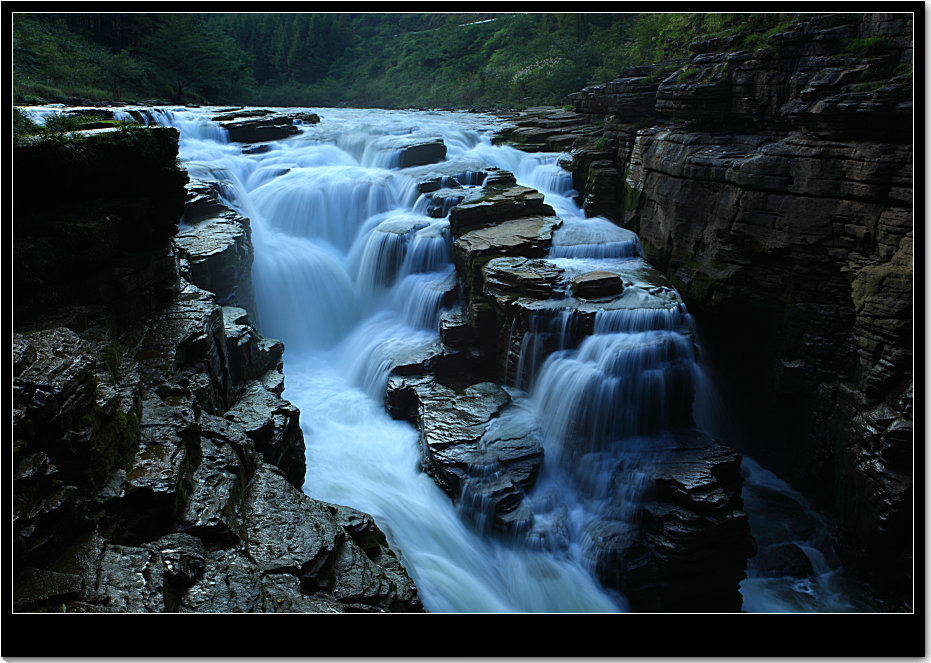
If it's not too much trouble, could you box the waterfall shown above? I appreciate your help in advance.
[153,106,625,612]
[145,105,876,613]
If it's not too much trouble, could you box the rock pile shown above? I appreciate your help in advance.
[13,127,422,613]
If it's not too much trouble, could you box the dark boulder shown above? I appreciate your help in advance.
[396,139,447,168]
[571,271,626,299]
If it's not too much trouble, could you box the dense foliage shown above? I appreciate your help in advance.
[14,12,807,108]
[13,13,254,105]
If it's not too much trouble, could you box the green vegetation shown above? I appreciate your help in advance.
[843,35,896,56]
[593,136,612,149]
[14,13,253,105]
[100,341,124,382]
[14,12,837,109]
[13,106,141,145]
[678,67,701,81]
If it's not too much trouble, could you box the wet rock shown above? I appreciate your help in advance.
[571,271,626,299]
[493,107,594,152]
[183,178,231,224]
[453,215,562,317]
[593,430,756,612]
[224,377,305,490]
[219,115,299,143]
[179,548,272,613]
[389,377,543,533]
[241,143,273,156]
[222,306,284,391]
[565,17,913,600]
[329,504,423,611]
[173,211,256,313]
[397,139,447,168]
[211,109,273,121]
[422,188,465,218]
[175,437,246,546]
[244,464,343,576]
[449,178,555,235]
[454,215,562,262]
[439,304,475,350]
[13,329,98,446]
[13,328,143,567]
[750,542,815,578]
[105,386,199,543]
[13,110,422,617]
[483,257,566,301]
[244,463,423,612]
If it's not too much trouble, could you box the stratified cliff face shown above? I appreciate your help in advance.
[13,127,422,613]
[560,12,913,605]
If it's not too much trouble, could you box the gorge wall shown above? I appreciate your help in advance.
[13,126,422,613]
[540,12,913,606]
[11,9,914,616]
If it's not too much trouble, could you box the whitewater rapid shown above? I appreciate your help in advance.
[36,103,874,614]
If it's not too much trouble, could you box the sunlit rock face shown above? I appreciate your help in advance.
[564,12,913,607]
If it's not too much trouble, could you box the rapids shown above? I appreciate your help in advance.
[28,103,876,613]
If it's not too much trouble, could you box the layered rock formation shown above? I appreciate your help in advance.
[13,127,421,613]
[385,159,757,611]
[211,108,320,143]
[557,12,913,607]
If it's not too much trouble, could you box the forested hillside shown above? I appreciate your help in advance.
[14,12,799,107]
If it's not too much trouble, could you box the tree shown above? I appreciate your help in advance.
[140,14,254,102]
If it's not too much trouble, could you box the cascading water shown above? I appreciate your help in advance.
[119,104,879,613]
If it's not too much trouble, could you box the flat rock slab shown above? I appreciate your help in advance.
[397,140,447,168]
[571,270,626,299]
[215,110,318,143]
[454,215,563,262]
[483,256,566,301]
[449,178,555,235]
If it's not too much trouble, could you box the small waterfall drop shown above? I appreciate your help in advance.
[155,106,625,612]
[145,105,877,614]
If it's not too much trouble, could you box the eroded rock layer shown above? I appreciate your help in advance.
[13,128,422,614]
[554,12,913,606]
[386,162,757,611]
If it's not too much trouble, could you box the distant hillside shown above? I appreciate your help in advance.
[14,12,801,108]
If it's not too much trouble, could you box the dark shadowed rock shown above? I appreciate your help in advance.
[571,271,626,299]
[592,430,756,612]
[13,117,422,615]
[173,212,256,314]
[397,139,447,168]
[750,542,815,578]
[244,463,423,612]
[220,115,299,143]
[224,377,305,490]
[387,376,543,533]
[562,12,913,605]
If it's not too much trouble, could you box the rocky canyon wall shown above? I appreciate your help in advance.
[12,126,422,613]
[557,12,913,606]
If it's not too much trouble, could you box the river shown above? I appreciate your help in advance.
[20,104,880,613]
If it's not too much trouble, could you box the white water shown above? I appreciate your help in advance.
[158,106,628,612]
[114,104,878,613]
